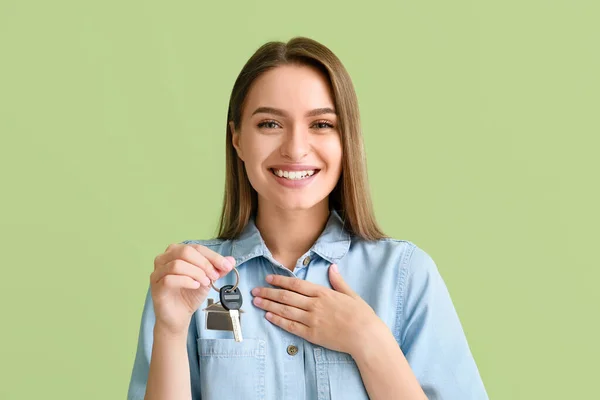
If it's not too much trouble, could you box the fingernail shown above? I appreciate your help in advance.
[253,297,262,305]
[266,275,273,283]
[251,288,260,296]
[202,277,211,286]
[331,264,339,273]
[210,271,220,281]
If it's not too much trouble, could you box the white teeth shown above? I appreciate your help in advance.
[272,169,317,180]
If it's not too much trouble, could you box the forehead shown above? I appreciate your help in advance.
[243,64,335,116]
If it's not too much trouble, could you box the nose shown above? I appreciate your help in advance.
[280,124,310,160]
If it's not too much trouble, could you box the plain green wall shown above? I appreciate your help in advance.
[1,0,598,398]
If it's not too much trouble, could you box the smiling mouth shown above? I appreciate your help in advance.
[270,168,320,181]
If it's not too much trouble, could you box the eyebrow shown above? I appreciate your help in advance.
[251,107,337,118]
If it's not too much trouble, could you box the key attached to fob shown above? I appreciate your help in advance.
[219,284,243,342]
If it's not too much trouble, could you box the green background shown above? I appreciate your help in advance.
[1,0,598,398]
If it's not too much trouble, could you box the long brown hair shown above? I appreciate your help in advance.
[217,37,386,241]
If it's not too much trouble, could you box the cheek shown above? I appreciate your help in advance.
[321,137,343,171]
[241,134,270,163]
[240,135,278,177]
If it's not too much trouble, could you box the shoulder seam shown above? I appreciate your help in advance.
[378,237,412,243]
[394,241,417,344]
[181,239,224,247]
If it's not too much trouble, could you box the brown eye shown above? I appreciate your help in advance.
[257,120,281,129]
[311,121,334,129]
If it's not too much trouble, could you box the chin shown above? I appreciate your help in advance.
[275,199,317,212]
[252,176,333,212]
[271,193,329,212]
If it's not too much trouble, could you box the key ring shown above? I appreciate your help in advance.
[210,266,240,293]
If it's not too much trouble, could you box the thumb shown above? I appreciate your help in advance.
[329,264,357,297]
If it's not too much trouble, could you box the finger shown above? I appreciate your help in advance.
[251,287,312,310]
[155,243,186,267]
[188,244,236,273]
[265,312,310,338]
[154,243,191,269]
[159,274,202,290]
[266,275,322,297]
[158,244,223,281]
[328,264,358,298]
[156,243,234,276]
[151,259,211,287]
[253,297,311,324]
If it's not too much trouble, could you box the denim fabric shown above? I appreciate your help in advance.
[128,210,488,399]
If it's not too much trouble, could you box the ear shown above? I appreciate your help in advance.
[230,121,244,161]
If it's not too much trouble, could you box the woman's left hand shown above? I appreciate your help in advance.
[251,264,388,355]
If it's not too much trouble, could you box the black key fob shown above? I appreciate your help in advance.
[219,284,243,311]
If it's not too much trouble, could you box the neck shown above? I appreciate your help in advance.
[255,200,331,268]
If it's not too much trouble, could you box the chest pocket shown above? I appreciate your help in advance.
[198,338,266,400]
[314,347,370,400]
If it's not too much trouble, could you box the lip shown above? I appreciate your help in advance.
[269,168,319,189]
[269,164,321,172]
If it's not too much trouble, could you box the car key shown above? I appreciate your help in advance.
[219,284,243,342]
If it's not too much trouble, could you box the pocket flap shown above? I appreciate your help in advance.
[198,338,266,357]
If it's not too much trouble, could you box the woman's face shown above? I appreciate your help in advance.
[232,64,343,212]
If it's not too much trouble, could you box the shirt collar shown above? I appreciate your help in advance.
[231,209,351,266]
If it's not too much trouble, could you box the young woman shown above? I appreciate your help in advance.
[128,37,488,400]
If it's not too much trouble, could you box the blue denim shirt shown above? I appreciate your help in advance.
[128,211,488,399]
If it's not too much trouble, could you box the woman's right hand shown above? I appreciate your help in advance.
[150,243,236,336]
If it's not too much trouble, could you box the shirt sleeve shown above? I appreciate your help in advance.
[396,245,488,399]
[127,286,202,400]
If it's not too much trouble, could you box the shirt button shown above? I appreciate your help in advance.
[302,256,311,266]
[287,345,299,356]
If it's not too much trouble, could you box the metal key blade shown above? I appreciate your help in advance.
[229,309,243,342]
[220,284,244,342]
